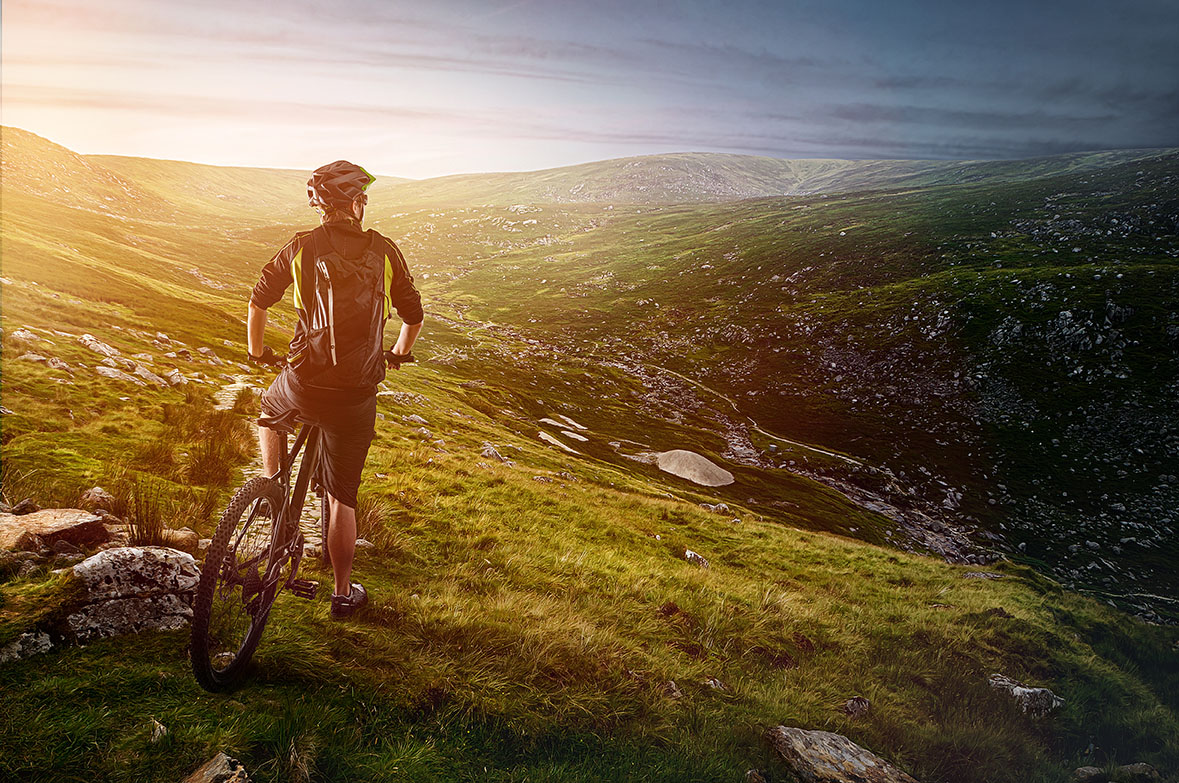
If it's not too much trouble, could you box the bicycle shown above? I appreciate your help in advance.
[190,350,414,692]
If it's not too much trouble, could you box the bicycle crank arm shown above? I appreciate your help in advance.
[287,579,319,600]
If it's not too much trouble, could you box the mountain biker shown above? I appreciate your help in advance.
[246,160,423,619]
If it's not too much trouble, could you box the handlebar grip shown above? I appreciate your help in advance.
[384,351,416,369]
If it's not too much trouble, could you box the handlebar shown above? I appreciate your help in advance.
[250,348,416,371]
[384,350,415,369]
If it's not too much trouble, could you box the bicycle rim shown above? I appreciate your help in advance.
[191,477,286,691]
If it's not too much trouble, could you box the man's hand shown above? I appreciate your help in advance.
[248,346,285,367]
[385,351,415,369]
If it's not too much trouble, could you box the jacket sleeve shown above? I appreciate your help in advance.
[383,239,424,325]
[250,234,303,310]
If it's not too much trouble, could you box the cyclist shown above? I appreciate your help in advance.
[246,160,423,619]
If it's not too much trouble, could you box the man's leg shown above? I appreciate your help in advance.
[327,494,357,596]
[259,426,283,476]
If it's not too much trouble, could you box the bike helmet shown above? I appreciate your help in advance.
[307,160,375,211]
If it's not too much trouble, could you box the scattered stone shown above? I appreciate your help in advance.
[704,676,726,691]
[1073,767,1108,783]
[11,328,43,343]
[701,502,731,513]
[402,414,429,425]
[684,549,710,569]
[149,718,168,743]
[133,364,168,387]
[165,368,188,386]
[0,631,53,664]
[766,726,919,783]
[197,347,223,365]
[844,696,870,717]
[96,365,148,386]
[656,450,734,487]
[155,332,171,343]
[539,417,565,427]
[557,413,587,430]
[665,680,684,700]
[539,430,578,453]
[18,352,48,363]
[988,673,1064,717]
[182,752,252,783]
[78,333,121,358]
[47,357,73,373]
[480,443,510,462]
[67,547,200,642]
[356,538,375,549]
[0,508,108,551]
[11,498,41,515]
[79,487,116,512]
[1117,763,1161,782]
[963,571,1005,579]
[561,430,589,442]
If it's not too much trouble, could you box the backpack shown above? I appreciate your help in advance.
[289,225,389,390]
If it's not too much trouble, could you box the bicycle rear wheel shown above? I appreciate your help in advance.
[191,477,286,691]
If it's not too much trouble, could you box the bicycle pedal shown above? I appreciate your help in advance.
[288,578,319,600]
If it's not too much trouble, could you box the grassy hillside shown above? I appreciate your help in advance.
[2,131,1178,782]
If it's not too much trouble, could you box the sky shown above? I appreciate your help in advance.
[2,0,1177,178]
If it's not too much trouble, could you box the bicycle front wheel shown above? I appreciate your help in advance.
[191,476,286,691]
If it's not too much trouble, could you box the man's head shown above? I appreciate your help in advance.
[307,160,375,223]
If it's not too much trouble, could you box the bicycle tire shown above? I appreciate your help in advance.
[191,476,286,691]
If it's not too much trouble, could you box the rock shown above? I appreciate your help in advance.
[11,328,43,343]
[47,357,73,373]
[403,414,429,425]
[11,498,40,515]
[149,717,168,743]
[701,502,731,513]
[988,673,1064,717]
[539,430,578,453]
[656,450,734,487]
[155,331,171,343]
[162,527,200,553]
[684,549,710,569]
[664,680,684,700]
[481,443,507,461]
[963,571,1005,579]
[182,752,252,783]
[765,726,919,783]
[0,508,108,551]
[561,430,589,442]
[1073,767,1108,783]
[96,365,148,386]
[197,347,223,365]
[78,333,121,358]
[165,368,188,386]
[79,486,116,511]
[746,771,768,783]
[844,696,870,717]
[18,352,48,363]
[67,547,200,642]
[0,631,53,664]
[51,538,82,555]
[1116,763,1161,782]
[704,676,726,691]
[356,538,375,550]
[133,364,168,387]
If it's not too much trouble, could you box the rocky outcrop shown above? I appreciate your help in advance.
[0,632,53,664]
[66,547,200,642]
[78,333,121,358]
[988,673,1064,718]
[766,726,919,782]
[95,365,148,386]
[655,449,734,486]
[0,508,110,551]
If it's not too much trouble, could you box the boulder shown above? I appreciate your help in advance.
[0,508,109,551]
[165,368,188,386]
[96,366,148,386]
[78,333,121,358]
[988,673,1064,717]
[1117,763,1161,782]
[0,631,53,664]
[133,364,168,387]
[182,753,252,783]
[79,486,116,512]
[162,527,201,554]
[11,498,40,515]
[844,696,871,717]
[66,546,200,642]
[10,328,43,344]
[47,357,73,373]
[765,726,919,783]
[1073,768,1108,783]
[655,450,734,487]
[17,352,48,363]
[684,549,710,569]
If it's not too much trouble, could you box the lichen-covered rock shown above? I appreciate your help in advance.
[66,546,200,642]
[79,487,116,511]
[988,673,1065,718]
[1117,762,1162,782]
[78,333,121,357]
[133,364,168,387]
[165,368,188,386]
[1072,767,1107,783]
[95,365,147,386]
[0,508,109,551]
[765,726,919,783]
[0,631,52,664]
[182,752,252,783]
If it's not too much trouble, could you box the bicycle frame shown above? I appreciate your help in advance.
[253,421,323,598]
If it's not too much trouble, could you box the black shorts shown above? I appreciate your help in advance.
[259,368,376,509]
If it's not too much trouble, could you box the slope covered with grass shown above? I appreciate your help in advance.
[3,130,1178,782]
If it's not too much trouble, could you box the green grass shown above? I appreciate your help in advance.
[2,129,1178,782]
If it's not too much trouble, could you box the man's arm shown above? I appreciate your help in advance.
[247,302,269,358]
[391,320,423,356]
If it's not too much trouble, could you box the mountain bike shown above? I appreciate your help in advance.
[190,350,414,691]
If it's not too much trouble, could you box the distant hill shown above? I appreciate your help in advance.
[380,148,1177,206]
